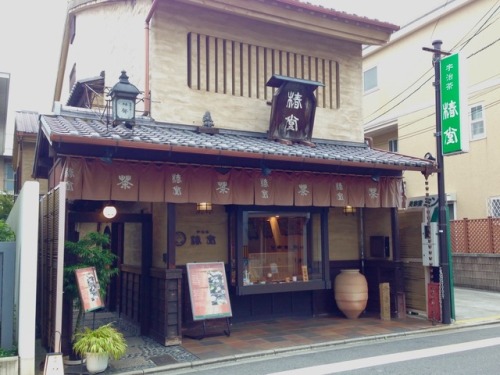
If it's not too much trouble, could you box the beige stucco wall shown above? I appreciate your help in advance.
[175,203,228,265]
[61,1,147,106]
[363,0,500,219]
[62,0,366,143]
[329,208,360,260]
[19,142,48,195]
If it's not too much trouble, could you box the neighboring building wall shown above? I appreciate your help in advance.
[0,156,14,194]
[363,0,500,219]
[17,142,48,194]
[13,111,49,195]
[453,254,500,292]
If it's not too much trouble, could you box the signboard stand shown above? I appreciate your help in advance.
[185,262,232,339]
[74,267,105,313]
[185,317,231,340]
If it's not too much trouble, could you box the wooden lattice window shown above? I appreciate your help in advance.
[187,32,340,109]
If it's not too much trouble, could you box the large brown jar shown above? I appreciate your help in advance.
[334,269,368,319]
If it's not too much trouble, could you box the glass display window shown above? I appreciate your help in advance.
[235,207,330,295]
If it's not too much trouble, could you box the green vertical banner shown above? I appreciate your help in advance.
[440,53,469,155]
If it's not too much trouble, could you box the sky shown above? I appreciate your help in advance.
[0,0,448,154]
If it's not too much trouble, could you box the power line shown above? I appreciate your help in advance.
[364,2,500,125]
[397,99,500,142]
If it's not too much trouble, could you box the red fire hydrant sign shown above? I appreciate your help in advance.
[427,282,441,322]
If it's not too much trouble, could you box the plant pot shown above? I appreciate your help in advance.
[334,269,368,319]
[85,352,109,374]
[0,356,18,375]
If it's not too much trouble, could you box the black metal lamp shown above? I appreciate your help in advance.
[110,70,140,128]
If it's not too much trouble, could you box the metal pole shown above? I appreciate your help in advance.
[432,40,452,324]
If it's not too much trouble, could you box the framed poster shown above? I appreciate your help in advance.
[75,267,105,312]
[186,262,232,321]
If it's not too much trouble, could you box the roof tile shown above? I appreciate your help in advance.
[39,107,434,172]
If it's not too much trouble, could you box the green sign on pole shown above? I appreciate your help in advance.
[440,52,468,155]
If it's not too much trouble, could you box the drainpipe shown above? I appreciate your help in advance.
[359,208,365,274]
[144,0,161,116]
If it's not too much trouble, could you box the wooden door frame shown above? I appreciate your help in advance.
[67,211,153,334]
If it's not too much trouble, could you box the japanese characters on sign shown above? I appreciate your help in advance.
[266,75,323,143]
[186,262,232,321]
[75,267,105,312]
[62,158,404,208]
[440,53,469,155]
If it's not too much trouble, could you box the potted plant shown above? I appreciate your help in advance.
[0,347,18,374]
[73,322,127,373]
[64,231,119,361]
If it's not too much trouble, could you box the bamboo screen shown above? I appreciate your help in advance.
[38,186,64,351]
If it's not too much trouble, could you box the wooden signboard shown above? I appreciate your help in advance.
[186,262,232,321]
[75,267,105,312]
[301,265,309,282]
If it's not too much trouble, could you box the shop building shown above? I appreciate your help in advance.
[31,0,436,353]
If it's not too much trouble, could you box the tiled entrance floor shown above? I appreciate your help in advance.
[180,313,434,361]
[49,312,435,374]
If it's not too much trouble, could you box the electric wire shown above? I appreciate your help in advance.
[364,2,500,128]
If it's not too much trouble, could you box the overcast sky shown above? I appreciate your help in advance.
[0,0,448,154]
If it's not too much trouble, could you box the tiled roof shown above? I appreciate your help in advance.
[38,106,435,173]
[66,73,105,107]
[15,110,39,134]
[290,0,400,31]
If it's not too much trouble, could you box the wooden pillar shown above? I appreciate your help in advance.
[391,207,406,318]
[167,203,176,269]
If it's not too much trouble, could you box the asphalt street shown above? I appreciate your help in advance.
[161,319,500,375]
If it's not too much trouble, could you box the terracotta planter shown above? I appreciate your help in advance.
[334,269,368,319]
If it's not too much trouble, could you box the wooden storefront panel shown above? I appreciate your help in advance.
[398,210,426,313]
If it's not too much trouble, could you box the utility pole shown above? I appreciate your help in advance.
[423,40,452,324]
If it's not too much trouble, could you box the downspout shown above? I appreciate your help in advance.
[144,0,161,116]
[359,208,365,274]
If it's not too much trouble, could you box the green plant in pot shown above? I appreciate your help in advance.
[73,322,127,373]
[64,231,119,360]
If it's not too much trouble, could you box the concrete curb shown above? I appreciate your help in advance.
[116,316,500,374]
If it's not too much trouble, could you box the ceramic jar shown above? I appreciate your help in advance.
[334,269,368,319]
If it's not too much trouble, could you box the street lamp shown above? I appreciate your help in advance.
[109,70,140,128]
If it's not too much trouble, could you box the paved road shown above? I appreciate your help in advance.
[160,322,500,375]
[454,287,500,320]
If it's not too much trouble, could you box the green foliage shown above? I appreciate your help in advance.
[64,231,119,302]
[72,322,127,360]
[64,231,119,338]
[0,193,15,241]
[0,220,15,241]
[0,347,17,357]
[0,193,13,221]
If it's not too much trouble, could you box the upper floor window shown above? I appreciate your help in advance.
[187,32,340,109]
[363,66,378,93]
[488,197,500,218]
[3,161,14,194]
[470,104,485,140]
[389,139,398,152]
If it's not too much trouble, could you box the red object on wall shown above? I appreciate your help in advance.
[427,282,441,322]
